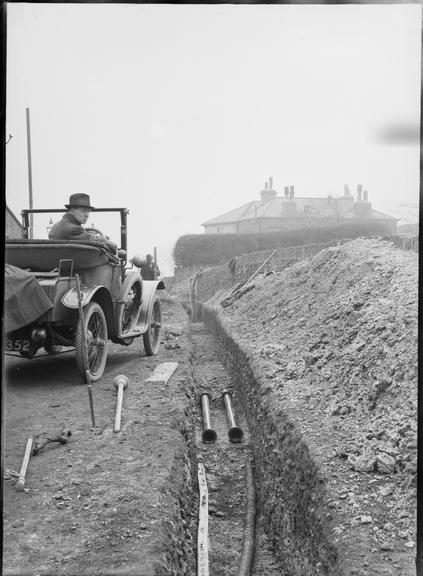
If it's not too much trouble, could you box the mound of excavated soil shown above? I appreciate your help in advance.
[209,237,417,574]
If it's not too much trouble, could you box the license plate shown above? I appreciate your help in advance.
[6,339,31,353]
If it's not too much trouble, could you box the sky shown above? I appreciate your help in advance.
[6,3,421,275]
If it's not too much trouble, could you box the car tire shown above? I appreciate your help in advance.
[143,296,161,356]
[75,301,108,382]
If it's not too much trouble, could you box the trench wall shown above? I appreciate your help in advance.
[200,303,341,576]
[153,371,198,576]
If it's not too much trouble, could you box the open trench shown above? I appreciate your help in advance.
[171,303,338,576]
[188,321,282,576]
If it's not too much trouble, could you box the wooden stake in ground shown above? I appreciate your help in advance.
[113,375,129,433]
[16,437,33,492]
[197,462,209,576]
[87,382,96,428]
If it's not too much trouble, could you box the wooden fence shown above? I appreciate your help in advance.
[190,234,418,303]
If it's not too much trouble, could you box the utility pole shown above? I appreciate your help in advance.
[153,246,158,280]
[26,107,33,239]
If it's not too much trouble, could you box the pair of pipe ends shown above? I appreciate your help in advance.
[201,391,243,444]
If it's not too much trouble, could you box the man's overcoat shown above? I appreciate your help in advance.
[49,213,91,241]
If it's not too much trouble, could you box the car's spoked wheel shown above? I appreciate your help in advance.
[75,302,108,382]
[143,297,162,356]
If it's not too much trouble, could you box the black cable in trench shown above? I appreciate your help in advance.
[238,459,256,576]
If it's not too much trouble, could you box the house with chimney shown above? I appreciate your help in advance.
[202,178,397,235]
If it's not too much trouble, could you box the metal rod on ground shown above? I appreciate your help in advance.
[200,393,217,443]
[222,391,244,443]
[16,437,33,492]
[197,463,209,576]
[221,250,277,308]
[232,249,277,295]
[113,375,129,432]
[75,274,96,427]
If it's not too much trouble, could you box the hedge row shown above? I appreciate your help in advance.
[173,222,389,268]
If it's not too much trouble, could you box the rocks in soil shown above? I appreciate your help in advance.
[349,448,376,473]
[375,453,396,474]
[164,342,181,350]
[162,325,183,350]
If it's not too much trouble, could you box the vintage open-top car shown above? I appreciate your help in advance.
[5,207,164,382]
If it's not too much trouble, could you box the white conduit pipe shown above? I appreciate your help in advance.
[197,463,209,576]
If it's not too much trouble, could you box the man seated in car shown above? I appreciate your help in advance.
[49,193,117,253]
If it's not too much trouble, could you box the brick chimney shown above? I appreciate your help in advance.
[282,185,298,216]
[260,177,277,202]
[353,187,371,218]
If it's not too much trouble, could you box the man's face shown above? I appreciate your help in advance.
[70,207,90,225]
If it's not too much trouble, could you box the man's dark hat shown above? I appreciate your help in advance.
[65,193,95,210]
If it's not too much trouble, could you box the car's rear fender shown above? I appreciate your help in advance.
[137,280,165,332]
[61,285,116,339]
[114,271,143,339]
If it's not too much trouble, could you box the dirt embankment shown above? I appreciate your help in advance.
[202,238,417,575]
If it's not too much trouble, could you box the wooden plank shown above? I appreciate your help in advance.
[146,362,178,384]
[197,463,209,576]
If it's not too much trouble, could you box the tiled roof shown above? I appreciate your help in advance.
[366,208,398,221]
[203,196,397,226]
[201,200,261,226]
